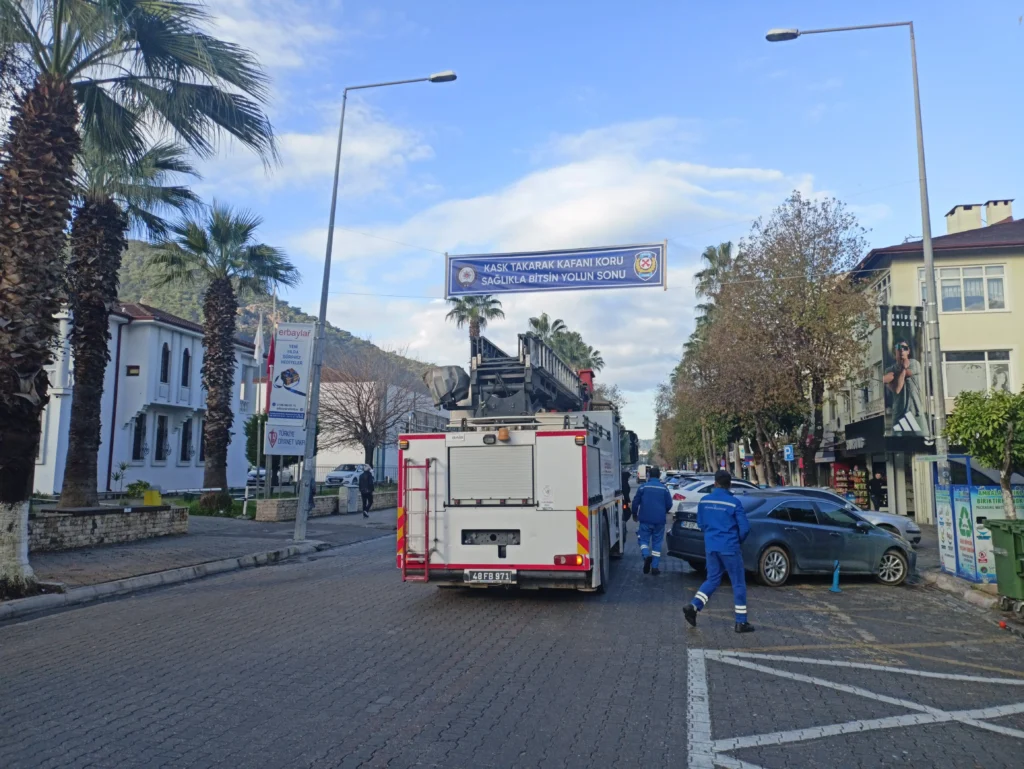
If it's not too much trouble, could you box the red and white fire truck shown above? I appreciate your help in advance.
[397,334,638,591]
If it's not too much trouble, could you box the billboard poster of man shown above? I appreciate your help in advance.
[880,305,929,438]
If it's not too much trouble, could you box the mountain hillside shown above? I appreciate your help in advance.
[118,241,429,373]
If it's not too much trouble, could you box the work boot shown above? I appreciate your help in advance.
[363,511,369,518]
[651,567,661,576]
[643,556,652,574]
[735,622,755,634]
[683,604,697,627]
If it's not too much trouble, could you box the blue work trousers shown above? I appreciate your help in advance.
[636,522,664,569]
[691,551,748,622]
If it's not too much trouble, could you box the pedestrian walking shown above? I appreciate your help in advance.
[868,471,886,511]
[631,466,672,576]
[358,466,375,518]
[683,470,754,633]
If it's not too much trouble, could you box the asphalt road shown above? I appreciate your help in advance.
[2,529,1022,769]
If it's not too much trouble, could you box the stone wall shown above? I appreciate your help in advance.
[341,488,399,513]
[254,495,339,523]
[29,506,188,552]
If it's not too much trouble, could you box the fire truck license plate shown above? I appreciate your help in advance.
[463,569,516,584]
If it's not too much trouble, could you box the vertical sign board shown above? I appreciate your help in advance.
[783,445,795,462]
[264,322,315,455]
[934,486,957,575]
[446,243,667,297]
[952,485,977,581]
[879,305,929,439]
[969,486,1006,583]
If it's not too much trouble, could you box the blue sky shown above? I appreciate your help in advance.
[199,0,1023,438]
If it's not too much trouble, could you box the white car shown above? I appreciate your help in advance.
[324,463,369,487]
[670,477,758,513]
[246,466,293,486]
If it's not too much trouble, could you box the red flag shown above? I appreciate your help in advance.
[265,329,275,413]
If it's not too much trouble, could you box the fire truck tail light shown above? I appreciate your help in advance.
[574,436,586,446]
[398,439,409,450]
[554,554,584,567]
[673,493,686,501]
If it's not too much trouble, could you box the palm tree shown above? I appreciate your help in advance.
[552,331,605,372]
[0,0,274,591]
[445,295,505,340]
[58,141,200,509]
[527,312,566,344]
[154,203,297,511]
[693,241,735,320]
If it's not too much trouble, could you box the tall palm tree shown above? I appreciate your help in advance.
[154,203,297,511]
[693,241,734,320]
[58,141,200,509]
[445,295,505,340]
[0,0,275,591]
[552,331,605,372]
[527,312,566,344]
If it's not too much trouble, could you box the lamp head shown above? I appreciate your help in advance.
[428,70,457,83]
[766,28,800,42]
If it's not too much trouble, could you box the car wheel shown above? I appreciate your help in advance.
[596,516,611,594]
[876,549,909,586]
[758,545,791,587]
[685,559,707,576]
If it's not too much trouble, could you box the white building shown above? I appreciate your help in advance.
[35,303,258,495]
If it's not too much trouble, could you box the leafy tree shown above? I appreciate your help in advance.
[946,390,1024,520]
[0,0,274,594]
[528,312,566,344]
[551,330,604,372]
[58,142,199,508]
[445,295,504,340]
[594,382,625,411]
[155,203,297,510]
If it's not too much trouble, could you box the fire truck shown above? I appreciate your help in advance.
[397,334,639,591]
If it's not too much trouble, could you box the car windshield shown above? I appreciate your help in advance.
[683,480,704,490]
[333,465,358,472]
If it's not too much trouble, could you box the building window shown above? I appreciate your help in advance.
[180,418,193,462]
[198,419,206,462]
[919,265,1006,312]
[944,350,1012,397]
[154,415,169,461]
[872,272,891,305]
[181,349,191,387]
[160,343,171,383]
[132,416,147,461]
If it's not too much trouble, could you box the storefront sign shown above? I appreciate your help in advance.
[953,485,977,581]
[934,486,957,574]
[264,425,307,456]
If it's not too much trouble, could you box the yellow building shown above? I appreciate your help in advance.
[826,200,1022,524]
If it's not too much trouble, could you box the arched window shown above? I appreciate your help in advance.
[159,343,170,383]
[181,348,191,387]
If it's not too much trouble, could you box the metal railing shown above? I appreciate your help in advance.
[519,333,584,402]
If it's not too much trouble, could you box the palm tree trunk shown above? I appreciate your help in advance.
[58,199,127,509]
[0,75,81,595]
[200,277,238,510]
[469,319,480,339]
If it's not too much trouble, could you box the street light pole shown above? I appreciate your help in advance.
[766,21,949,472]
[294,71,457,542]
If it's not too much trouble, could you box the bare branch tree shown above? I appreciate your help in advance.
[318,348,430,465]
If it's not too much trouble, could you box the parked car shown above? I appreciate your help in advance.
[246,466,293,486]
[774,487,923,545]
[324,463,369,487]
[670,477,758,511]
[665,491,916,587]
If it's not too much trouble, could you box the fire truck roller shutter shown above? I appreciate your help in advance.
[449,445,534,505]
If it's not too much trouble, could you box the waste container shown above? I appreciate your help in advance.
[985,519,1024,600]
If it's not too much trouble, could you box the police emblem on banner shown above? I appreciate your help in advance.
[456,265,477,287]
[633,251,658,281]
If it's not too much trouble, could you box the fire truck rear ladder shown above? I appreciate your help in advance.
[402,458,433,583]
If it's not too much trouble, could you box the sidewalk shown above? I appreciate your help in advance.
[29,508,396,589]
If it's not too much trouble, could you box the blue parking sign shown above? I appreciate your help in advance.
[783,445,795,462]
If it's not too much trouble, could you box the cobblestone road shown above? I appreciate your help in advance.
[2,529,1021,768]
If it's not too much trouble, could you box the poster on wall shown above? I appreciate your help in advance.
[880,305,929,439]
[953,486,977,581]
[934,486,957,574]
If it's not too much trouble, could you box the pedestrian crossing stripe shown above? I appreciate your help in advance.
[576,506,589,555]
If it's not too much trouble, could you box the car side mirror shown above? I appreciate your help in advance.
[856,521,872,533]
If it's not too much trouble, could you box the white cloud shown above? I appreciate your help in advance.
[208,0,338,69]
[292,119,827,437]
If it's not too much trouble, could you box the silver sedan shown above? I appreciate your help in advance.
[778,487,922,545]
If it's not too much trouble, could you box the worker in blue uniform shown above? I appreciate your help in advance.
[683,470,755,633]
[631,466,673,576]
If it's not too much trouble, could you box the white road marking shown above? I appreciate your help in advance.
[713,651,1024,685]
[695,650,1024,763]
[686,649,715,769]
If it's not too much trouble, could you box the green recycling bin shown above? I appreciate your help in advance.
[985,519,1024,601]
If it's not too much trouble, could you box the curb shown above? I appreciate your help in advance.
[0,540,334,623]
[920,569,1001,609]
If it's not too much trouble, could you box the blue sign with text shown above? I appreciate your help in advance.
[783,445,795,462]
[446,243,667,296]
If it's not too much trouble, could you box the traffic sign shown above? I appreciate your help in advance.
[784,444,795,462]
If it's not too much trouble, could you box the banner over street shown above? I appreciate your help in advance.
[446,243,667,297]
